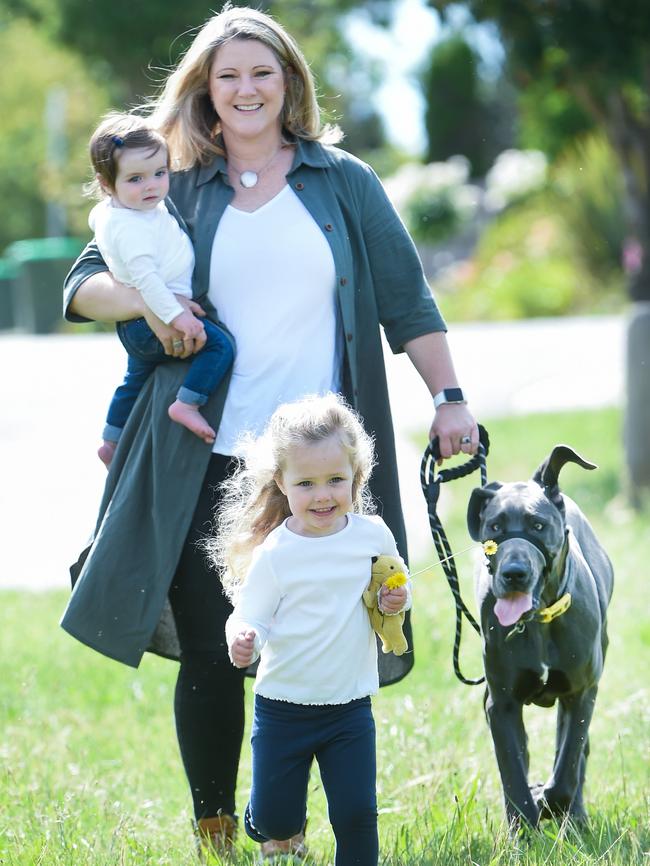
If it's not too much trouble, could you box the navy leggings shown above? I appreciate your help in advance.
[168,453,247,820]
[246,695,378,866]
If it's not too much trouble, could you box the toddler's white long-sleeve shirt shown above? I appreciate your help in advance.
[225,513,409,705]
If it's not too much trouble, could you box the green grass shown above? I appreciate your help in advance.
[1,407,649,864]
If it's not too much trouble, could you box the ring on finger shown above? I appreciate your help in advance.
[460,435,472,445]
[172,340,183,351]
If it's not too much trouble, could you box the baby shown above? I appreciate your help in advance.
[87,112,233,467]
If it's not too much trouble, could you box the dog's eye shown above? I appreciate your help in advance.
[490,522,501,532]
[533,522,544,531]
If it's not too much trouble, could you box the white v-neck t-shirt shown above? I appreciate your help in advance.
[209,185,340,455]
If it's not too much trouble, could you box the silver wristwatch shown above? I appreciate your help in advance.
[433,388,467,409]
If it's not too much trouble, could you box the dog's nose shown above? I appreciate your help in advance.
[501,563,529,585]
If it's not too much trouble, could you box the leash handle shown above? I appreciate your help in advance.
[424,423,490,482]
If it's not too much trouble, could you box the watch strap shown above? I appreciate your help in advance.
[433,388,467,409]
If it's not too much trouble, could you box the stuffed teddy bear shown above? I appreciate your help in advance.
[363,555,409,656]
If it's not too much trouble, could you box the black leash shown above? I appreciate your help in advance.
[419,424,490,686]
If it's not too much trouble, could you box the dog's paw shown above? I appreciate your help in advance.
[533,785,588,824]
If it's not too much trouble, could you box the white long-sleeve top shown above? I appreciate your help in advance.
[225,513,410,705]
[89,199,194,324]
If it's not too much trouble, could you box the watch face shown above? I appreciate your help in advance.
[444,388,465,403]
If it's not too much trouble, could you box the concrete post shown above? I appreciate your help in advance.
[624,302,650,507]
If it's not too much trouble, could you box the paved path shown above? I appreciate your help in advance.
[1,315,625,590]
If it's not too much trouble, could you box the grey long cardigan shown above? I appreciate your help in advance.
[61,140,446,684]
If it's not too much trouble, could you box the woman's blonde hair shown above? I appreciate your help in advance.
[149,4,342,169]
[208,393,375,600]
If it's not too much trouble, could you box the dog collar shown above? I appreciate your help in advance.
[505,592,572,640]
[537,592,572,622]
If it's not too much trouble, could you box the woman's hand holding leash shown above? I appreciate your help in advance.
[430,403,479,463]
[401,332,477,461]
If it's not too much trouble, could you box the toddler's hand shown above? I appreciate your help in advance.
[230,629,257,668]
[379,585,408,614]
[171,310,206,342]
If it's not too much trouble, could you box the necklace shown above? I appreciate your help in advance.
[229,146,283,189]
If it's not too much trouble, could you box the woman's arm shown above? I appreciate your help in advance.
[404,332,478,459]
[68,271,145,322]
[66,255,207,357]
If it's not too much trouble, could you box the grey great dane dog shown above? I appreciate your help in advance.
[467,445,614,827]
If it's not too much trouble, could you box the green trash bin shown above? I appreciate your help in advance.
[6,237,85,334]
[0,258,19,331]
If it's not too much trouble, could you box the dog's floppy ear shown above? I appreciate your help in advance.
[467,482,502,540]
[533,445,597,514]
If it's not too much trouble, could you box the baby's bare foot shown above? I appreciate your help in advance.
[168,400,216,444]
[98,440,117,469]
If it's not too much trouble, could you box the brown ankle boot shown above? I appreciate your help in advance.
[196,813,237,861]
[259,830,308,860]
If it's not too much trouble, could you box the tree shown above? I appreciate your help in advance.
[2,0,395,121]
[428,0,650,500]
[516,55,595,160]
[427,0,650,302]
[0,16,111,251]
[420,34,513,176]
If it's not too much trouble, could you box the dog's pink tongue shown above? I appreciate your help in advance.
[494,592,533,627]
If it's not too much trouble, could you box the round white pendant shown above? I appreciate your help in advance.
[240,170,259,189]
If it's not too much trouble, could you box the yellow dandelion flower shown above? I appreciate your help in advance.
[384,572,408,590]
[483,540,498,556]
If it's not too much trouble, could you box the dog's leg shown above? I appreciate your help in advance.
[485,693,540,827]
[535,685,597,822]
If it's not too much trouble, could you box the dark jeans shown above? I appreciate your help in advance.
[167,453,246,820]
[246,695,378,866]
[104,316,233,441]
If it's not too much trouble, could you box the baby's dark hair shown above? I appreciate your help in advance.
[87,112,168,199]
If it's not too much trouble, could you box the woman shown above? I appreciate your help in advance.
[61,5,478,859]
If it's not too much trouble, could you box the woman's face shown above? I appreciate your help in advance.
[209,38,287,145]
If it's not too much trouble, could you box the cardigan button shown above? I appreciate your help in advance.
[346,332,353,342]
[340,277,347,286]
[325,223,333,231]
[295,182,304,190]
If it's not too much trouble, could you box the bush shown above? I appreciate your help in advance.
[429,138,627,322]
[484,149,548,211]
[552,133,626,279]
[383,156,480,245]
[434,192,625,322]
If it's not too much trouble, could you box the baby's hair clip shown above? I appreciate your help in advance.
[111,135,125,147]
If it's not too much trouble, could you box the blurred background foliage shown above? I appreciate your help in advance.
[416,134,626,321]
[0,17,112,245]
[1,0,648,320]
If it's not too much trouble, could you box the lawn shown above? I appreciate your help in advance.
[1,407,648,864]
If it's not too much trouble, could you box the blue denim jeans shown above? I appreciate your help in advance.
[245,695,378,866]
[103,316,233,441]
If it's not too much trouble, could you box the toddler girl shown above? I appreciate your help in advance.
[209,393,411,866]
[87,112,234,466]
